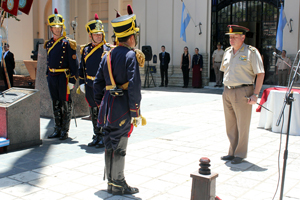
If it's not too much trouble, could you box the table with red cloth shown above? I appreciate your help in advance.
[257,87,300,136]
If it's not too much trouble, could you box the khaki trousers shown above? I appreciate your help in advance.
[278,69,288,86]
[213,62,223,85]
[222,86,253,158]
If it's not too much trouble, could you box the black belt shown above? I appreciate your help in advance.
[226,84,253,89]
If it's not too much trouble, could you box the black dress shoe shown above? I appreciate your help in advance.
[214,84,218,87]
[221,155,234,160]
[59,131,68,140]
[159,85,164,87]
[48,131,60,139]
[231,157,244,164]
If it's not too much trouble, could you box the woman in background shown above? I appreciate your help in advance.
[192,48,203,88]
[180,46,191,88]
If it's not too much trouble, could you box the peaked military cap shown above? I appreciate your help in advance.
[111,5,139,39]
[48,8,64,28]
[225,25,249,35]
[86,13,105,36]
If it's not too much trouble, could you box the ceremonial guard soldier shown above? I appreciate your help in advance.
[94,5,146,195]
[45,8,78,140]
[78,14,110,148]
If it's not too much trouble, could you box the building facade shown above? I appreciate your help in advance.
[3,0,300,86]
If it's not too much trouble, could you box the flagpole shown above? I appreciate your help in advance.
[181,0,198,27]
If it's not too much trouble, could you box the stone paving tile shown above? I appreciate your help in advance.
[71,188,112,200]
[167,184,191,198]
[47,182,88,196]
[139,179,177,193]
[217,183,250,198]
[32,165,67,176]
[149,193,187,200]
[28,175,67,188]
[238,189,275,200]
[21,189,66,200]
[135,167,169,178]
[72,174,103,187]
[0,191,18,200]
[1,183,42,197]
[8,171,46,182]
[52,170,87,181]
[125,173,154,185]
[157,173,190,185]
[0,177,22,189]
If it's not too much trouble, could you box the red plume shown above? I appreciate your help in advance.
[54,8,58,14]
[127,4,133,15]
[95,13,99,20]
[114,9,121,17]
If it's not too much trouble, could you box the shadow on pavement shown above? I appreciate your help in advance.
[78,144,105,154]
[225,160,268,172]
[94,189,142,200]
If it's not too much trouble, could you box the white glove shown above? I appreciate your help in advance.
[80,84,85,93]
[68,82,74,90]
[131,116,141,127]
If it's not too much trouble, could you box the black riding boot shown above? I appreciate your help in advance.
[88,107,103,147]
[105,148,113,193]
[48,100,62,138]
[60,100,72,140]
[111,137,139,195]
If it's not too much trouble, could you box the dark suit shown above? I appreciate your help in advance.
[2,51,15,89]
[159,51,170,86]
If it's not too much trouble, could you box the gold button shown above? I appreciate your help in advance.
[61,56,63,58]
[86,82,88,84]
[63,51,65,53]
[60,61,62,63]
[85,68,87,70]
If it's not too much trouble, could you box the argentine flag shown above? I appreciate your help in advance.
[180,2,191,42]
[276,4,287,51]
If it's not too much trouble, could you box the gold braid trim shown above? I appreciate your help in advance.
[44,40,49,49]
[134,49,145,67]
[67,37,77,50]
[80,44,88,55]
[101,51,108,58]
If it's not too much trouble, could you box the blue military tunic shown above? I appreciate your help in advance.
[79,43,110,107]
[45,37,78,101]
[93,46,142,149]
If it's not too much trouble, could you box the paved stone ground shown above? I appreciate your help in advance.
[1,86,300,200]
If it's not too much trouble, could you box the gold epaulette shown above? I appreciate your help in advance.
[80,44,89,55]
[134,49,145,67]
[44,40,49,49]
[225,46,232,52]
[67,37,77,50]
[248,45,256,52]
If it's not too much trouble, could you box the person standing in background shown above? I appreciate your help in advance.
[180,46,191,88]
[159,45,170,87]
[275,50,291,86]
[212,42,224,87]
[192,48,203,88]
[2,44,15,90]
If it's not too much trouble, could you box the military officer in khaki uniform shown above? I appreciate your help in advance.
[220,25,265,164]
[212,42,224,87]
[275,50,291,86]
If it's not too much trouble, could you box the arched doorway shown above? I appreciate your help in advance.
[211,0,281,84]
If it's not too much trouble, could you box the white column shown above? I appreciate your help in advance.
[52,0,70,36]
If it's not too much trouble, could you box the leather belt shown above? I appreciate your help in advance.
[106,82,129,90]
[226,84,253,89]
[48,68,69,73]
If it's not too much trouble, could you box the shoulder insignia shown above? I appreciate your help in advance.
[80,43,89,55]
[44,40,49,49]
[248,45,256,52]
[225,46,231,52]
[66,37,77,50]
[134,49,145,67]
